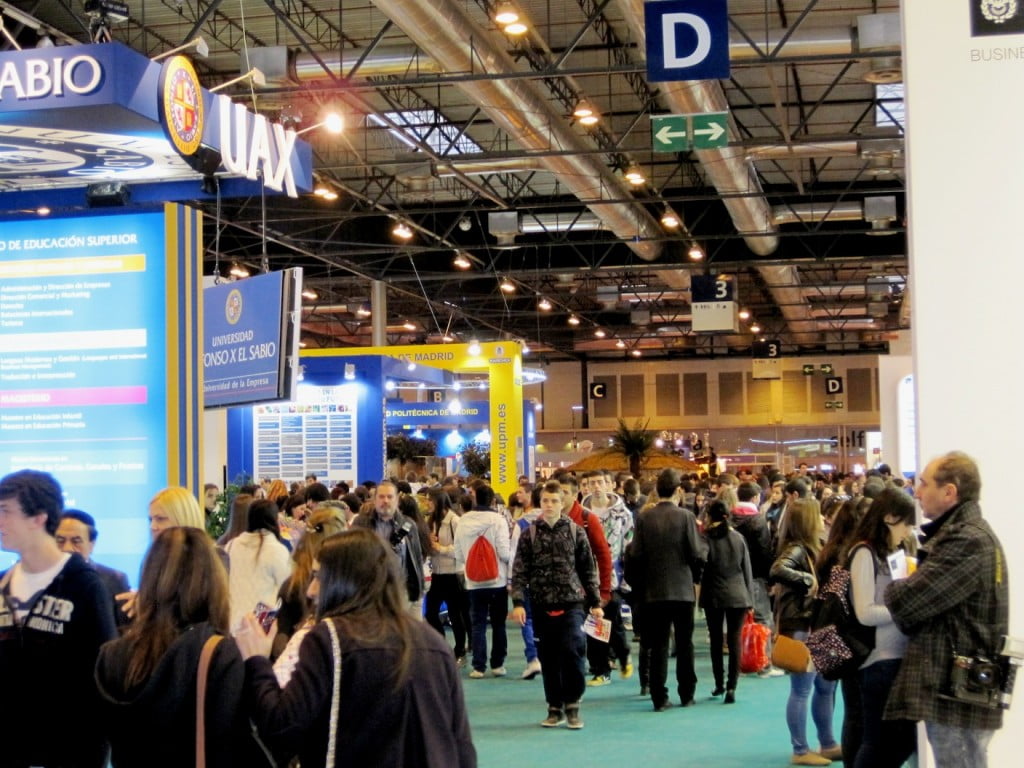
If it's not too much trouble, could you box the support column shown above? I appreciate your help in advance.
[371,279,387,347]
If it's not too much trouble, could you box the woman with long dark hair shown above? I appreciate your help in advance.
[847,488,917,768]
[226,499,292,630]
[236,528,476,768]
[424,488,470,665]
[771,498,840,766]
[95,528,268,767]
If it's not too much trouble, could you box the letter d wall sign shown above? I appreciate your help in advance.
[644,0,730,82]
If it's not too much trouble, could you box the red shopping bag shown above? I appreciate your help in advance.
[739,610,771,673]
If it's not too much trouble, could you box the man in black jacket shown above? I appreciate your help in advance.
[626,468,707,711]
[56,509,132,627]
[0,469,117,768]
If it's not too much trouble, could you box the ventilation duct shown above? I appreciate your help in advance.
[858,14,903,84]
[864,196,898,235]
[521,212,606,234]
[773,201,864,226]
[369,0,663,263]
[242,46,443,83]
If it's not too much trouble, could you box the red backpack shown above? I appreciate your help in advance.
[465,534,499,582]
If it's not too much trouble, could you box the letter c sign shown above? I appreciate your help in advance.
[644,0,730,82]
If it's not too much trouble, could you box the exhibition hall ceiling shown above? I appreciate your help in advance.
[1,0,907,361]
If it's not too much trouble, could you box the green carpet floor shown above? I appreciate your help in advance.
[459,620,845,768]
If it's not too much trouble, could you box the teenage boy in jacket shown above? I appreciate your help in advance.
[511,481,603,730]
[0,469,117,768]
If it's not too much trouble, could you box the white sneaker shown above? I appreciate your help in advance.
[469,669,485,679]
[522,659,542,680]
[491,666,508,677]
[758,666,785,678]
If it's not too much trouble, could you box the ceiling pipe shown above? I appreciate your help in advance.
[368,0,663,262]
[772,201,864,225]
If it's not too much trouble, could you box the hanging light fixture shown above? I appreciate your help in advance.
[392,221,413,240]
[615,338,626,349]
[537,296,553,311]
[301,288,318,301]
[573,99,599,126]
[594,328,607,338]
[494,3,520,24]
[229,262,250,278]
[453,251,472,270]
[624,164,645,185]
[631,349,642,357]
[660,208,681,229]
[750,322,762,334]
[499,276,516,293]
[687,242,705,261]
[738,308,751,320]
[568,314,581,326]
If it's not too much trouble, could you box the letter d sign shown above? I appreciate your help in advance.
[644,0,730,82]
[825,376,844,395]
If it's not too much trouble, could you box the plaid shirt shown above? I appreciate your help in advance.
[883,501,1009,729]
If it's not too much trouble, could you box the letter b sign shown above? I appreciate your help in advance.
[644,0,730,82]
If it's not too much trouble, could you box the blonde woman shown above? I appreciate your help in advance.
[118,487,207,618]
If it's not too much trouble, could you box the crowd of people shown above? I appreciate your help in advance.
[0,451,1010,768]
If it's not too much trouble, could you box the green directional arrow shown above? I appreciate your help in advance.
[691,112,729,149]
[652,115,689,153]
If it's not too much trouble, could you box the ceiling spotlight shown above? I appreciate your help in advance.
[355,303,372,318]
[301,289,318,301]
[687,242,705,261]
[468,339,481,356]
[624,164,645,186]
[441,334,455,343]
[36,206,51,216]
[631,349,642,357]
[738,308,751,320]
[750,323,762,334]
[661,209,680,229]
[392,221,414,240]
[573,100,599,126]
[537,296,553,311]
[402,321,416,331]
[295,111,344,136]
[568,314,581,326]
[453,251,472,270]
[504,20,528,35]
[594,328,607,338]
[407,361,417,371]
[494,3,520,24]
[615,338,626,349]
[229,262,250,278]
[499,276,516,293]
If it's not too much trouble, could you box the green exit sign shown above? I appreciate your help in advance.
[652,112,729,153]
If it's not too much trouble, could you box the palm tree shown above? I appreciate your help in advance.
[609,418,656,478]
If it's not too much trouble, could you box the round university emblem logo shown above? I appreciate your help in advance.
[160,55,204,157]
[225,289,243,325]
[981,0,1019,23]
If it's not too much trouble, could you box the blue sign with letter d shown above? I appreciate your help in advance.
[644,0,730,82]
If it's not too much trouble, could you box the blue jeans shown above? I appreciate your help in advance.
[469,587,508,672]
[786,632,838,756]
[925,722,993,768]
[533,605,587,708]
[854,659,915,768]
[520,590,538,662]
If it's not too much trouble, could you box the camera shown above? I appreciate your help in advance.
[389,519,414,552]
[946,636,1024,710]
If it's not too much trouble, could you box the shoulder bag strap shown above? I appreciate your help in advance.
[195,634,224,768]
[324,618,343,768]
